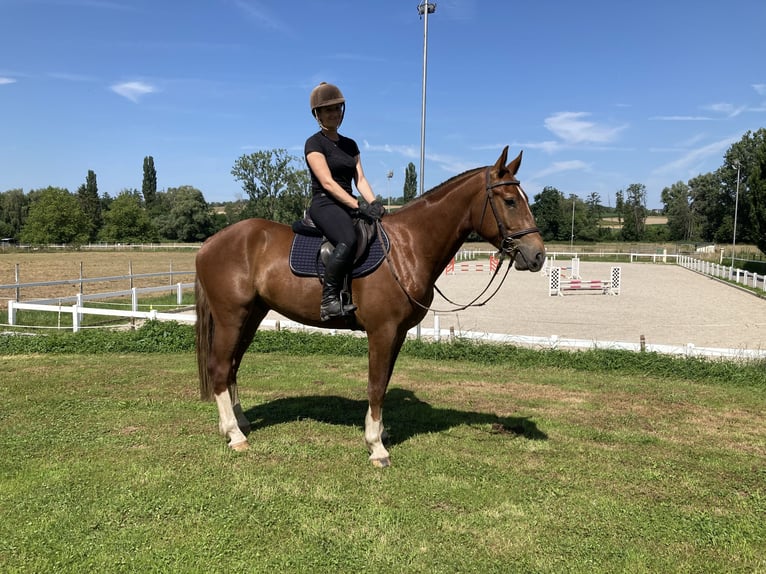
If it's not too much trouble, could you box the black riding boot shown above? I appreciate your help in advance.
[320,242,357,321]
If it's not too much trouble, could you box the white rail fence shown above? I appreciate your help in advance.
[7,283,195,332]
[678,256,766,292]
[3,256,765,360]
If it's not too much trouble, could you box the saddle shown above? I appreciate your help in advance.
[289,215,389,279]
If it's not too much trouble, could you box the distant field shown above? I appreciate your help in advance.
[0,251,198,301]
[600,215,668,229]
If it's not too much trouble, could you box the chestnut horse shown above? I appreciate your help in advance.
[195,146,545,466]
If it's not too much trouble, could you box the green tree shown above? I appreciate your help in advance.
[661,181,697,241]
[747,143,766,255]
[578,192,603,241]
[723,128,766,250]
[531,186,567,241]
[620,183,647,241]
[403,162,417,202]
[99,190,156,243]
[157,185,215,242]
[76,170,102,241]
[0,188,29,240]
[231,149,310,223]
[20,187,89,245]
[142,156,158,211]
[687,172,723,243]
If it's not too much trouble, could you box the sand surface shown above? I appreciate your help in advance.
[268,261,766,352]
[428,262,766,351]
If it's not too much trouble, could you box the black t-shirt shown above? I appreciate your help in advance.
[304,131,360,196]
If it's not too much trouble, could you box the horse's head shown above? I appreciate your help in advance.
[476,146,546,271]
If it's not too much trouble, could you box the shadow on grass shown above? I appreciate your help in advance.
[245,388,547,444]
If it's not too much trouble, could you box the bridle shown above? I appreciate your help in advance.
[481,167,539,261]
[377,167,540,313]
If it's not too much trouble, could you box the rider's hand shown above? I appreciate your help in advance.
[358,200,386,221]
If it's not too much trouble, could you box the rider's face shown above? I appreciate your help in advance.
[316,104,343,127]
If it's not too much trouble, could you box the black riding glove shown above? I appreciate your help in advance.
[358,200,386,221]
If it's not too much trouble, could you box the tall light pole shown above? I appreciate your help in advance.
[417,1,436,197]
[731,159,741,268]
[570,196,576,251]
[386,170,393,208]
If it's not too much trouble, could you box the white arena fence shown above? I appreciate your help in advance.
[3,255,765,360]
[678,256,766,293]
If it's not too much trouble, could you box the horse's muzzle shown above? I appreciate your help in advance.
[514,245,545,272]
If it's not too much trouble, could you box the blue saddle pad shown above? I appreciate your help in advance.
[289,229,390,278]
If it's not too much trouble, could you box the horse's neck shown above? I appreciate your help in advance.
[391,172,480,271]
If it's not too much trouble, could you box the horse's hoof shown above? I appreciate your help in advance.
[371,457,390,468]
[229,440,249,452]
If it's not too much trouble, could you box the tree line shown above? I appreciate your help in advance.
[2,130,765,255]
[531,129,766,254]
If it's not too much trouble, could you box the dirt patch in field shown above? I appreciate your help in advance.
[0,251,198,301]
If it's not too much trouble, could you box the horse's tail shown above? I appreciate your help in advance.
[195,278,215,401]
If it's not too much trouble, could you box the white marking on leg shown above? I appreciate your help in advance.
[365,406,390,463]
[215,391,248,449]
[228,382,251,432]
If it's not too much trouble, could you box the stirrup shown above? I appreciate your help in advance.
[320,299,357,321]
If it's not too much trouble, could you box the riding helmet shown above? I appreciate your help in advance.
[310,82,345,116]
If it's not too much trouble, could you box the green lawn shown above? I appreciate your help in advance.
[1,350,764,573]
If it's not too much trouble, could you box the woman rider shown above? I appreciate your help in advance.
[304,82,385,321]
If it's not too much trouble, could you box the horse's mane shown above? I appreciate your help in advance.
[395,166,484,214]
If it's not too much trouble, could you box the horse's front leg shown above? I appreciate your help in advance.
[365,329,407,467]
[365,405,390,467]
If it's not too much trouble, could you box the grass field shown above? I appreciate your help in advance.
[1,347,764,573]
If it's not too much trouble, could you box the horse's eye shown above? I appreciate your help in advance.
[504,198,516,208]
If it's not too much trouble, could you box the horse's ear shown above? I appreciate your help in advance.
[493,146,510,175]
[507,150,523,177]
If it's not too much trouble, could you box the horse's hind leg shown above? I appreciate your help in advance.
[228,308,267,434]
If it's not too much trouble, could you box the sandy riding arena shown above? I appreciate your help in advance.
[428,261,765,352]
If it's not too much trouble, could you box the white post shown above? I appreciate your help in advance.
[433,314,440,342]
[76,293,84,325]
[72,304,80,333]
[177,283,183,305]
[131,287,138,312]
[8,300,16,326]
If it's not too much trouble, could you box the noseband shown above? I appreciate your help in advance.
[482,168,539,258]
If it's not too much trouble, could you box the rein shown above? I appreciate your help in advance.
[378,167,539,313]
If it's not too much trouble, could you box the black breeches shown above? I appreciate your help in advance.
[308,194,357,250]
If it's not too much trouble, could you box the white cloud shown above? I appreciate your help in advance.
[650,115,713,121]
[652,136,736,177]
[534,160,589,179]
[544,111,626,145]
[518,140,563,154]
[0,77,17,85]
[703,102,746,117]
[232,0,294,36]
[363,141,419,159]
[110,81,156,103]
[753,83,766,96]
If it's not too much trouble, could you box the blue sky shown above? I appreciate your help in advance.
[2,0,765,209]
